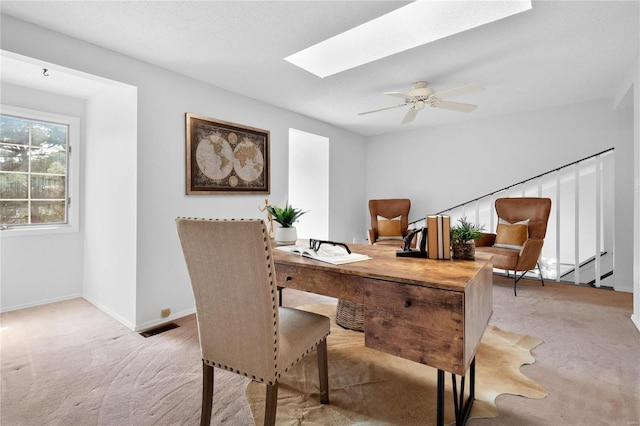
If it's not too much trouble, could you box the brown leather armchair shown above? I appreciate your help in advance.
[367,199,411,247]
[475,197,552,296]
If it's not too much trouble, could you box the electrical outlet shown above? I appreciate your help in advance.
[161,308,171,318]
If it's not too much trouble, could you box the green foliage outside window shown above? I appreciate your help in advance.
[0,114,68,226]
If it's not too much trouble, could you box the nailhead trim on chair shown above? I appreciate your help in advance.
[183,218,330,386]
[202,333,329,386]
[261,221,282,381]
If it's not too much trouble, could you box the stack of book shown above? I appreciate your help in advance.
[427,215,451,260]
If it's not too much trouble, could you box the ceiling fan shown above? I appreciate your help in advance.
[358,81,484,124]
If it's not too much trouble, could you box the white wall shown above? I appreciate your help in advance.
[366,99,635,292]
[82,84,138,328]
[289,128,329,240]
[0,83,85,311]
[0,15,368,329]
[130,59,366,330]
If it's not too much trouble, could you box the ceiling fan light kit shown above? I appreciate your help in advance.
[360,81,484,124]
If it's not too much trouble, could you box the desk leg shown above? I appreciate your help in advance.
[436,369,445,425]
[436,357,476,426]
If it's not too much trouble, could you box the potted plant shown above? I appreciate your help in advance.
[265,202,306,245]
[450,217,484,259]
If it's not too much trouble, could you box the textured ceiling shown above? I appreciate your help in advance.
[1,1,638,137]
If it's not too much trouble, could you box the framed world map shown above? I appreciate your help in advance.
[185,113,270,194]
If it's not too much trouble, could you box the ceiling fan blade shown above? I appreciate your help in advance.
[432,100,477,112]
[433,84,484,99]
[401,107,418,124]
[384,91,411,99]
[358,103,407,115]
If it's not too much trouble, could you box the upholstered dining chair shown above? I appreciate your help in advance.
[475,197,552,296]
[367,198,412,247]
[175,218,330,426]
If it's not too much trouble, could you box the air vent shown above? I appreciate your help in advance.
[140,323,179,338]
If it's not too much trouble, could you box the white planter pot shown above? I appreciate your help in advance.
[275,227,297,245]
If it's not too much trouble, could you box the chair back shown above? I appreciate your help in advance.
[495,198,552,239]
[369,199,411,236]
[176,218,279,382]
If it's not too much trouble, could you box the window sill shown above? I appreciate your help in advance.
[0,224,78,237]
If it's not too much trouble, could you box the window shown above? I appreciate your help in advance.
[0,105,79,234]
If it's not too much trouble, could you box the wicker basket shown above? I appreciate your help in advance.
[336,299,364,331]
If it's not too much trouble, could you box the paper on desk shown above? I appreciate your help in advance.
[276,244,371,265]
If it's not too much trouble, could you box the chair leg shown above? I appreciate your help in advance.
[264,382,278,426]
[201,362,214,426]
[512,264,546,296]
[537,262,545,287]
[317,339,329,404]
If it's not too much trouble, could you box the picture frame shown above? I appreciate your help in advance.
[185,113,270,194]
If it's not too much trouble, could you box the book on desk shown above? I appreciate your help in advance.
[427,215,451,260]
[276,244,371,265]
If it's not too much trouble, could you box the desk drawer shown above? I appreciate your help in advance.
[364,280,465,375]
[275,264,364,303]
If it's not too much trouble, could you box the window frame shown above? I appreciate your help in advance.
[0,105,80,237]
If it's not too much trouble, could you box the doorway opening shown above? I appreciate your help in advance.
[288,128,329,240]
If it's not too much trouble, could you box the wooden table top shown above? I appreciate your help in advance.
[272,242,492,293]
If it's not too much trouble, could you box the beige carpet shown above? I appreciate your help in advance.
[0,298,248,425]
[3,280,636,425]
[246,303,547,425]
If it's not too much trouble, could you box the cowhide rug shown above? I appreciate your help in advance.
[247,303,547,425]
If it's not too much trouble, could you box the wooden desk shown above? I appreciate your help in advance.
[273,243,493,425]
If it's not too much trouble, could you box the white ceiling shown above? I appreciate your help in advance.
[1,1,638,137]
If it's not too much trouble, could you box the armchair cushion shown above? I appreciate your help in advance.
[475,232,496,247]
[494,218,529,250]
[377,215,403,240]
[477,245,521,270]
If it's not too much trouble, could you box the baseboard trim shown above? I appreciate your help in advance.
[81,294,136,331]
[0,293,82,313]
[632,313,640,333]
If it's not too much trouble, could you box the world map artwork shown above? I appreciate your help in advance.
[192,122,267,192]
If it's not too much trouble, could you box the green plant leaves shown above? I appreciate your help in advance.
[265,202,306,228]
[451,216,484,243]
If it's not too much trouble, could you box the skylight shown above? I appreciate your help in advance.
[285,0,532,78]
